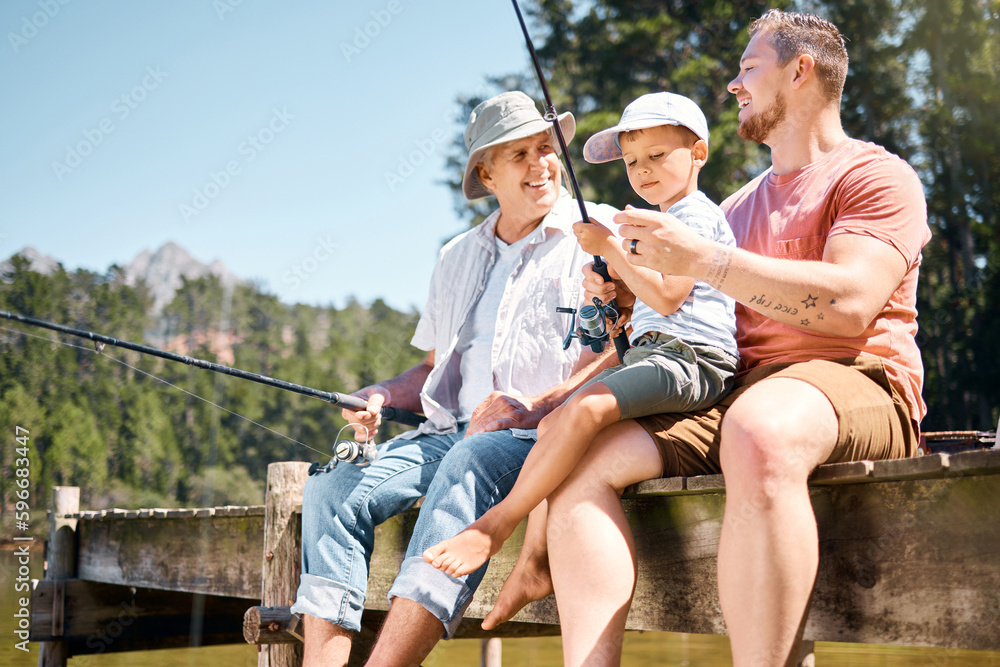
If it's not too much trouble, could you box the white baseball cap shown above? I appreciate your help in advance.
[583,92,709,164]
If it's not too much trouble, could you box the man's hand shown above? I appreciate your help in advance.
[467,391,547,436]
[341,386,392,442]
[616,205,710,278]
[573,218,614,256]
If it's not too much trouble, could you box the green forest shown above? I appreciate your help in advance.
[2,0,998,523]
[0,261,425,518]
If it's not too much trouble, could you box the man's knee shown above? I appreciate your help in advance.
[721,379,837,490]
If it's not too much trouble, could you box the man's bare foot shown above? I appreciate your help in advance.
[482,552,553,630]
[423,512,512,577]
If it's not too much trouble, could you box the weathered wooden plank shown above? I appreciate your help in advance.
[686,474,726,493]
[620,474,1000,650]
[948,448,1000,474]
[872,453,949,481]
[30,579,247,653]
[627,476,686,496]
[809,460,874,484]
[76,514,265,599]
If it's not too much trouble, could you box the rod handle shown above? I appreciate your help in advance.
[333,394,426,428]
[590,261,629,363]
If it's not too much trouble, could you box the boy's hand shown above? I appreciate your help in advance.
[573,218,614,256]
[582,262,636,308]
[582,262,634,335]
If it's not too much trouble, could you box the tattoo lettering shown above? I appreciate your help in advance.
[749,293,799,316]
[801,294,818,309]
[705,247,733,289]
[773,303,799,315]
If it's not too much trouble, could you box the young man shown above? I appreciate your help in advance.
[487,11,931,667]
[421,92,737,579]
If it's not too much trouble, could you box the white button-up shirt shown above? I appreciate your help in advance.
[410,192,618,433]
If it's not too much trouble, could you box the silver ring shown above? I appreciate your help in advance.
[629,238,639,255]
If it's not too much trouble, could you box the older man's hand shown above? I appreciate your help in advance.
[466,391,546,436]
[341,385,391,442]
[616,205,709,278]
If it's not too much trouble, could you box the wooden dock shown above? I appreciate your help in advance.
[29,435,1000,666]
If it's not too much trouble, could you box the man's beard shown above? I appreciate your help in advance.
[738,92,787,144]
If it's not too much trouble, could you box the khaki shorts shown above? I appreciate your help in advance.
[635,356,919,478]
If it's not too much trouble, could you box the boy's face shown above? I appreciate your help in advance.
[619,125,705,211]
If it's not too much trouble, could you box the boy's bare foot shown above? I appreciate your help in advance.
[482,552,553,630]
[423,513,511,577]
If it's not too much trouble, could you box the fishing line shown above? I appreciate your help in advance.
[0,325,330,458]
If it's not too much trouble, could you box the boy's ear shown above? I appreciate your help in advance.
[692,139,709,167]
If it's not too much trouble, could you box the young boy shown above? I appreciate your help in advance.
[423,92,738,577]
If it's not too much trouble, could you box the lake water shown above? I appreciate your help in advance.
[2,546,997,666]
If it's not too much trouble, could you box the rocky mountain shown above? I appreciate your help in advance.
[124,242,241,314]
[2,242,242,315]
[0,246,61,276]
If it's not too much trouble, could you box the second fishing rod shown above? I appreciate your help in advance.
[0,310,426,432]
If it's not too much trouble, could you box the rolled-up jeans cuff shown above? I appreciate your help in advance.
[290,573,365,633]
[387,556,474,639]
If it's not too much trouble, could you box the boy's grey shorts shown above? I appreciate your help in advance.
[571,332,737,420]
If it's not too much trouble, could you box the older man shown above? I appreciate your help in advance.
[486,11,930,667]
[291,91,616,666]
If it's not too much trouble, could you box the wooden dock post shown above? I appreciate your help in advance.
[258,462,310,667]
[480,637,502,666]
[38,486,79,667]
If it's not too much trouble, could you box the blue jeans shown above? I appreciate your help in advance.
[291,425,536,637]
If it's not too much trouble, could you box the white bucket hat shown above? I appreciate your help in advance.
[583,92,709,164]
[462,91,576,200]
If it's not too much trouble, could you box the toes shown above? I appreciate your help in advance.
[422,545,442,563]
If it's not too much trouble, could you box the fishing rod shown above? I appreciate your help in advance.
[510,0,630,363]
[1,310,426,428]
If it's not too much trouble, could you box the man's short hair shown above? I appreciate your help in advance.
[749,9,848,103]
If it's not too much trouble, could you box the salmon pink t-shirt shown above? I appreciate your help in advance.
[721,139,932,424]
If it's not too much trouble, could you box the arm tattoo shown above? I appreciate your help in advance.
[705,246,733,289]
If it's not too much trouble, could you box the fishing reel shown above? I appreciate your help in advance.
[309,424,379,475]
[558,297,621,353]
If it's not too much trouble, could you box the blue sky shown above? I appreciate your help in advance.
[0,0,531,312]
